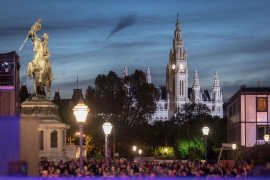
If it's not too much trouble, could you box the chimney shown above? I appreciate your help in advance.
[257,81,260,87]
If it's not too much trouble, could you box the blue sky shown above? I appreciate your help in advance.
[1,0,270,101]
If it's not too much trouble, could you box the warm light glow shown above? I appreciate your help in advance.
[202,126,209,136]
[139,149,142,154]
[73,97,90,124]
[76,132,85,137]
[232,144,236,150]
[258,98,267,111]
[133,146,137,151]
[103,121,112,135]
[165,148,168,152]
[264,134,269,142]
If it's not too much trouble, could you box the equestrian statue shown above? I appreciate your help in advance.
[20,18,54,99]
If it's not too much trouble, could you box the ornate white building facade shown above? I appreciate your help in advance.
[123,16,223,123]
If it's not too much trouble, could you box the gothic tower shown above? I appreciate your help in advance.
[191,70,201,102]
[211,71,222,102]
[123,65,128,78]
[146,67,151,84]
[166,14,189,118]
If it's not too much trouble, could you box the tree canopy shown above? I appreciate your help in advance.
[85,70,159,153]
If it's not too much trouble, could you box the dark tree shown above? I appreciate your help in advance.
[84,70,159,155]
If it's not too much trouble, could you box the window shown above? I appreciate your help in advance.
[229,106,232,118]
[257,98,267,112]
[40,131,44,150]
[257,125,270,140]
[51,130,58,148]
[257,126,266,140]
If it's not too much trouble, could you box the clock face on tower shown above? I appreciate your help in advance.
[172,64,175,69]
[180,64,183,69]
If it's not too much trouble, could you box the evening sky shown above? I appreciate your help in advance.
[1,0,270,101]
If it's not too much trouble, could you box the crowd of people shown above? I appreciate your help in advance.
[39,157,270,178]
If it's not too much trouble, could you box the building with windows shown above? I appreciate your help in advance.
[123,16,223,123]
[227,87,270,147]
[0,51,20,115]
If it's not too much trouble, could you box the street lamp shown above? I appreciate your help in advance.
[133,146,137,158]
[165,148,168,152]
[202,126,209,163]
[232,144,237,150]
[139,149,142,159]
[264,134,269,143]
[73,97,89,172]
[103,120,112,169]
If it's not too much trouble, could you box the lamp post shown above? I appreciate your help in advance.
[232,144,236,150]
[202,126,209,163]
[169,149,172,160]
[103,120,112,169]
[133,146,137,159]
[73,97,89,172]
[139,149,142,159]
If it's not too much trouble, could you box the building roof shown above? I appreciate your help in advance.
[188,88,210,101]
[0,51,19,60]
[201,89,210,101]
[227,87,270,105]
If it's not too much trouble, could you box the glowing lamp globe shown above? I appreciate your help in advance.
[103,121,112,135]
[139,149,142,154]
[202,126,209,136]
[165,148,168,152]
[232,144,236,150]
[133,146,137,151]
[73,97,89,124]
[264,134,269,142]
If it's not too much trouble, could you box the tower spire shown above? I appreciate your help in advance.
[123,65,128,78]
[192,70,201,102]
[176,13,180,30]
[146,66,151,84]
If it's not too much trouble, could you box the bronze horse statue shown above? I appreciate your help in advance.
[26,36,52,99]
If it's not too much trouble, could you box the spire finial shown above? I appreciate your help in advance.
[177,12,179,20]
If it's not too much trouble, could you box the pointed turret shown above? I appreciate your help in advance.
[193,70,199,86]
[174,13,183,60]
[192,70,201,102]
[146,66,151,84]
[212,71,221,102]
[53,91,61,101]
[183,49,187,60]
[176,13,180,30]
[213,71,219,86]
[123,65,128,78]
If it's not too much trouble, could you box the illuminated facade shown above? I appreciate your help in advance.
[123,16,224,123]
[227,87,270,147]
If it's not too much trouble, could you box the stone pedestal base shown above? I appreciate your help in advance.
[20,95,70,163]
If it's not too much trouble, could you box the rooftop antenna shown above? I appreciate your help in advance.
[77,75,78,89]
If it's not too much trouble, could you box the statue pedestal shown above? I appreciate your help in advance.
[20,95,70,163]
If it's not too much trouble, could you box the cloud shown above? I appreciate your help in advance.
[107,14,136,39]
